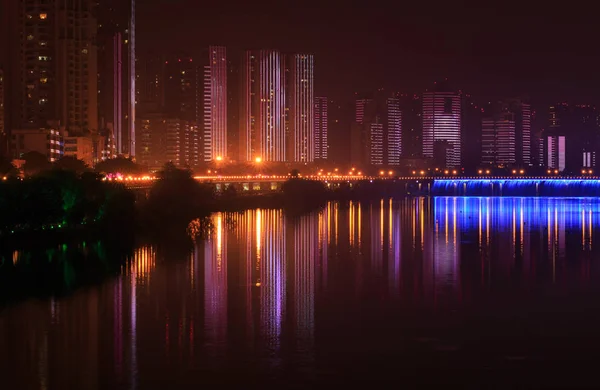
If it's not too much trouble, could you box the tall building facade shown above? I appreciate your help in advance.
[314,97,328,161]
[240,50,286,162]
[136,115,199,170]
[481,114,516,166]
[422,88,462,168]
[351,93,402,167]
[288,54,314,162]
[386,97,402,166]
[136,52,165,114]
[164,55,199,124]
[503,99,531,166]
[0,69,4,155]
[203,46,227,162]
[97,0,135,156]
[6,0,98,142]
[542,103,599,172]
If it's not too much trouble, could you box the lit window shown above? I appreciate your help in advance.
[40,13,47,19]
[27,35,34,40]
[81,48,88,54]
[40,77,48,83]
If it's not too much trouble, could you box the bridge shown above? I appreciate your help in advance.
[112,174,600,197]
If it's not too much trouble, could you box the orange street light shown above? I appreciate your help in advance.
[255,157,262,163]
[216,156,223,161]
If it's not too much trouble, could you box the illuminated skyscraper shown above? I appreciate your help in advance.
[289,54,314,162]
[314,97,328,161]
[422,87,462,168]
[203,46,228,162]
[164,56,199,124]
[481,114,516,165]
[98,0,136,156]
[503,99,531,166]
[240,50,286,162]
[386,97,402,165]
[355,99,372,124]
[351,93,402,167]
[0,69,4,154]
[6,0,98,138]
[543,103,599,172]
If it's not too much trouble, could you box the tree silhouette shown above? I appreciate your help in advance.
[22,151,51,176]
[0,157,19,177]
[53,156,89,175]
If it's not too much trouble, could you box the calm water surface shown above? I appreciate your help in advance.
[3,197,600,388]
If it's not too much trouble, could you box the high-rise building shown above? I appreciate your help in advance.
[422,86,462,168]
[136,52,165,114]
[0,68,4,155]
[137,115,199,170]
[288,54,314,163]
[5,0,98,146]
[386,97,402,166]
[503,99,531,166]
[97,0,135,156]
[314,97,328,161]
[203,46,228,162]
[240,50,286,162]
[355,99,372,124]
[164,55,199,124]
[546,135,566,172]
[481,114,516,166]
[461,94,483,172]
[351,93,402,167]
[542,103,599,172]
[399,94,422,158]
[480,99,531,168]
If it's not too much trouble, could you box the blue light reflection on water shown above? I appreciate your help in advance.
[434,196,600,232]
[432,179,600,196]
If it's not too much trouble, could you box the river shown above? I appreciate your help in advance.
[2,197,600,388]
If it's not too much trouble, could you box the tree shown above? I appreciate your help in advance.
[0,157,19,177]
[53,156,89,175]
[142,162,215,236]
[22,151,52,176]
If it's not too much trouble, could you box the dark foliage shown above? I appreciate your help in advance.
[53,156,89,175]
[0,157,19,177]
[140,162,215,237]
[22,151,52,176]
[0,170,135,237]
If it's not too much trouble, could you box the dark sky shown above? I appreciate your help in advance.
[138,0,600,106]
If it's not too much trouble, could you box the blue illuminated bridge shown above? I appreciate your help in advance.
[121,175,600,197]
[431,177,600,197]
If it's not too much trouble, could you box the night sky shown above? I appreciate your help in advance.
[139,0,599,107]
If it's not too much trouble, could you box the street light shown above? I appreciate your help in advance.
[216,156,223,162]
[255,157,262,163]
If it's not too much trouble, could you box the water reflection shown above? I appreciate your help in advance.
[4,198,600,388]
